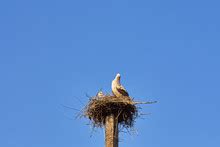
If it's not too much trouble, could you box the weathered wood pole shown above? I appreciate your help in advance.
[105,114,118,147]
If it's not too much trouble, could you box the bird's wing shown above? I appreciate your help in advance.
[116,85,129,96]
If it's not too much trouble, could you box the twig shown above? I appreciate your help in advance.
[61,104,81,111]
[133,101,157,105]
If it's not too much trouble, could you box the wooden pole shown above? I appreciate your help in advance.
[105,114,118,147]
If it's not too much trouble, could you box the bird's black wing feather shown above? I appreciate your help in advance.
[116,86,129,96]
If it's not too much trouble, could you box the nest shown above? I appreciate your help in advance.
[84,95,138,128]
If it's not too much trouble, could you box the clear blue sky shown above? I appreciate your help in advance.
[0,0,219,147]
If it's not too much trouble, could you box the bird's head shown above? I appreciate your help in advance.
[115,73,121,80]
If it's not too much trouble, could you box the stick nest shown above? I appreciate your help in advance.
[84,95,138,128]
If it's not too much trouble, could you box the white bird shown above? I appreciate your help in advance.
[111,73,129,97]
[96,91,105,97]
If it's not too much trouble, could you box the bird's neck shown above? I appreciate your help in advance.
[115,78,120,84]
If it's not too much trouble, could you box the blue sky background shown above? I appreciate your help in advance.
[0,0,220,147]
